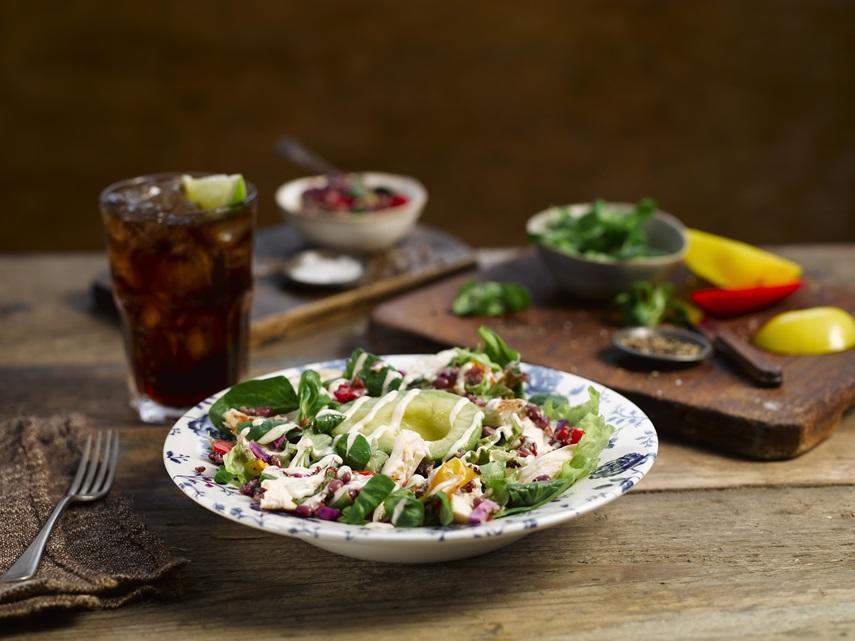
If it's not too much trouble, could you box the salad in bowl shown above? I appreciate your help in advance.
[165,327,656,562]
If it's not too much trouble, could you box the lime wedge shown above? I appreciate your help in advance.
[181,174,247,210]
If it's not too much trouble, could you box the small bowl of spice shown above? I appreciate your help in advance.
[612,326,712,364]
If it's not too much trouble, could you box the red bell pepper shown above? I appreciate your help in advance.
[690,281,802,318]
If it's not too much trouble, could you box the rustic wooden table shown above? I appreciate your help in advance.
[2,246,854,640]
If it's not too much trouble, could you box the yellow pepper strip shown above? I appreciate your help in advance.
[753,307,855,355]
[428,458,476,496]
[246,458,268,477]
[685,229,802,288]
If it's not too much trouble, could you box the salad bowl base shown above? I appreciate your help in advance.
[308,532,528,564]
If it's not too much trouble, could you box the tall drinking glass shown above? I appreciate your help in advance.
[100,173,256,423]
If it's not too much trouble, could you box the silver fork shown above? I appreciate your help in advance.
[1,430,119,583]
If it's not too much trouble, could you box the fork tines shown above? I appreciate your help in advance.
[69,430,119,499]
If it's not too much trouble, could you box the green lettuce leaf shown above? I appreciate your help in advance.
[530,387,600,426]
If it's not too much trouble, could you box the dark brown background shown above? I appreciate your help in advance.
[1,0,853,252]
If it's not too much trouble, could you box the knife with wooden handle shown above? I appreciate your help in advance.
[697,319,783,387]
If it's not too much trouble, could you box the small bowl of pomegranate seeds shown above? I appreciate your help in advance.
[276,172,427,251]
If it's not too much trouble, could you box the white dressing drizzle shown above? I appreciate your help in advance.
[342,395,371,420]
[442,411,485,461]
[381,368,403,394]
[352,352,369,377]
[448,397,469,427]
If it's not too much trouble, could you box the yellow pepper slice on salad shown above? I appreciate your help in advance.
[754,307,855,355]
[428,458,476,496]
[685,229,802,288]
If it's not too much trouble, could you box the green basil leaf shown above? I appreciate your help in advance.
[209,376,298,433]
[384,489,425,527]
[339,474,395,524]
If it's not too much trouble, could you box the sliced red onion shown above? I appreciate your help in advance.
[270,435,287,450]
[315,506,341,521]
[248,440,271,464]
[468,499,500,526]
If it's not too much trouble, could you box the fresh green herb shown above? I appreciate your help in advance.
[334,433,372,469]
[532,198,661,260]
[384,489,425,527]
[343,348,402,396]
[245,418,292,442]
[478,325,520,368]
[297,370,335,423]
[339,474,395,524]
[614,281,691,328]
[311,411,345,434]
[424,491,455,526]
[452,280,531,317]
[209,376,298,433]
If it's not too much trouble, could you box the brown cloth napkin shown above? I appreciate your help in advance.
[0,415,187,618]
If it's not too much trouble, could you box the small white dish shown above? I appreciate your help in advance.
[164,356,658,564]
[283,249,364,289]
[275,172,427,252]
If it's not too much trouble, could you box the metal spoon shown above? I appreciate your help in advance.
[275,137,340,175]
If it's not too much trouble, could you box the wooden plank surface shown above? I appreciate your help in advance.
[370,247,855,460]
[1,248,854,639]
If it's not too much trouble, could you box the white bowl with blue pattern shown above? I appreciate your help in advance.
[163,356,658,563]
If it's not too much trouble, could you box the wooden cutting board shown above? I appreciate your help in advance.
[93,224,475,346]
[369,252,855,460]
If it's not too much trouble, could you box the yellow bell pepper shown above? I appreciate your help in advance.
[428,458,476,496]
[753,307,855,355]
[685,229,802,288]
[246,458,268,476]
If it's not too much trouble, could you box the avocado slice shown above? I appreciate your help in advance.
[333,390,483,460]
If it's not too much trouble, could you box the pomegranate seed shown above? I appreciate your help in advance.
[570,428,585,445]
[194,466,206,474]
[525,404,549,429]
[533,474,552,482]
[553,425,572,445]
[327,479,344,494]
[294,504,314,518]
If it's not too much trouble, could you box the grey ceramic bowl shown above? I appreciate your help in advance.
[526,202,687,301]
